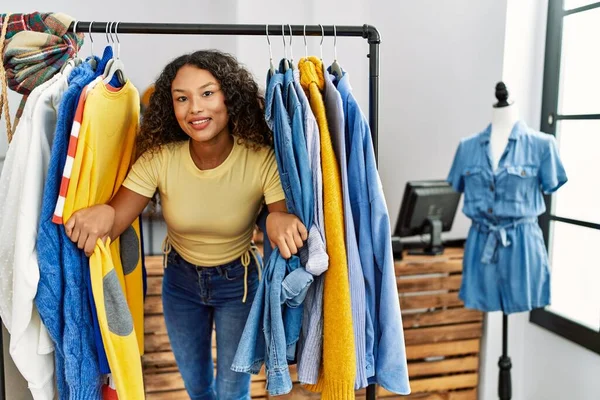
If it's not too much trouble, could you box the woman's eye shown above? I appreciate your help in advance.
[202,91,214,97]
[176,96,187,102]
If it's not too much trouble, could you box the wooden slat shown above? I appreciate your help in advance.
[144,372,267,396]
[402,308,483,328]
[146,389,189,400]
[143,365,179,375]
[380,389,477,400]
[396,247,464,262]
[145,333,171,353]
[396,259,463,275]
[398,275,462,293]
[400,292,463,311]
[408,356,479,378]
[145,314,167,334]
[145,295,163,315]
[143,351,176,369]
[406,339,481,360]
[147,276,163,296]
[404,323,483,345]
[145,256,165,277]
[398,373,478,394]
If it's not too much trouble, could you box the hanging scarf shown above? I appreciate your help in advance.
[0,12,82,140]
[0,13,11,141]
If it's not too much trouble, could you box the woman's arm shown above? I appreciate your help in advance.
[65,186,152,256]
[265,200,308,259]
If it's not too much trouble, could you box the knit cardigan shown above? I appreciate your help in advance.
[299,56,356,400]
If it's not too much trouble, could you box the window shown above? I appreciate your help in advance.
[530,0,600,355]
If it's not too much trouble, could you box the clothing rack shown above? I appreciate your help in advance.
[0,21,382,400]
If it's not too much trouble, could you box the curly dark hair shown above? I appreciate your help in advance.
[136,50,271,158]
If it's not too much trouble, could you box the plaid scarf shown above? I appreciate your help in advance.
[0,12,83,137]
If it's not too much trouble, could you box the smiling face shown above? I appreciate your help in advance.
[171,64,230,144]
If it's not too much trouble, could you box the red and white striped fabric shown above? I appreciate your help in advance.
[52,77,122,224]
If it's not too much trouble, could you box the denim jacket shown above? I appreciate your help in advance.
[232,66,314,396]
[336,72,410,394]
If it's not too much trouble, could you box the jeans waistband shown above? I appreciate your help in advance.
[161,236,262,302]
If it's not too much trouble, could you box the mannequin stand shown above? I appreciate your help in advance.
[498,313,512,400]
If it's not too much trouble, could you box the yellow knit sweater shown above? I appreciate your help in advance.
[299,56,356,400]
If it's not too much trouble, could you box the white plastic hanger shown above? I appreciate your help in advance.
[103,21,126,85]
[281,24,290,71]
[266,25,276,76]
[330,25,343,78]
[87,21,97,70]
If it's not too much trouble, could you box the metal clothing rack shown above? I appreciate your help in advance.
[0,21,382,400]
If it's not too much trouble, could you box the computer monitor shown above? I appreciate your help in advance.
[393,180,461,256]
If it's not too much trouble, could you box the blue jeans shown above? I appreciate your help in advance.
[162,249,260,400]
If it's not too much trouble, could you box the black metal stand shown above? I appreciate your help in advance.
[69,21,382,400]
[498,314,512,400]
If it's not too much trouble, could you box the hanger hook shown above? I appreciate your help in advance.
[281,24,287,59]
[319,24,324,60]
[288,24,293,63]
[114,21,121,59]
[88,21,95,56]
[303,25,307,58]
[266,25,273,65]
[72,21,79,58]
[105,21,111,44]
[333,25,338,62]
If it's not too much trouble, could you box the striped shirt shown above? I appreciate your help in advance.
[52,77,117,224]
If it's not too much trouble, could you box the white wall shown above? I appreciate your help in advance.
[369,0,507,240]
[497,2,600,400]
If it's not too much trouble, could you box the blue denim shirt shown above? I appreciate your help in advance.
[232,67,314,396]
[447,121,567,313]
[324,67,368,389]
[336,72,411,395]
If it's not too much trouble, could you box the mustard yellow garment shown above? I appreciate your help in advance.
[62,81,144,400]
[122,138,285,266]
[299,57,356,400]
[90,238,144,398]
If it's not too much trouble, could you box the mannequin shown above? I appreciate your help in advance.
[490,82,519,170]
[492,81,516,400]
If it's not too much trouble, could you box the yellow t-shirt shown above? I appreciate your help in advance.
[123,138,285,266]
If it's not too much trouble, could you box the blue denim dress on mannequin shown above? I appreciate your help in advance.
[447,121,567,313]
[232,64,314,396]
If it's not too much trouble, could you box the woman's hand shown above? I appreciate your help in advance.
[266,211,308,259]
[64,204,116,257]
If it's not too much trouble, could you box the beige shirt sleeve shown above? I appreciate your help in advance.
[122,149,163,198]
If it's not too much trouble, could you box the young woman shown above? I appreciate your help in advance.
[65,50,307,400]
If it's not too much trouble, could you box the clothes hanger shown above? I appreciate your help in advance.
[60,21,82,73]
[86,21,97,70]
[281,24,290,71]
[330,25,343,78]
[103,21,127,86]
[287,24,294,70]
[319,24,324,61]
[303,25,308,60]
[266,25,276,76]
[102,22,115,76]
